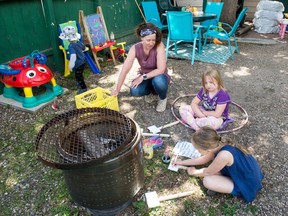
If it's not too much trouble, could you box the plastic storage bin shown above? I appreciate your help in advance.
[75,87,119,111]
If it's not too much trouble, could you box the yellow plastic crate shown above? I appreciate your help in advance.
[75,87,119,111]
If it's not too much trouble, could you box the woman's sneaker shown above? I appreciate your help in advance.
[156,98,167,112]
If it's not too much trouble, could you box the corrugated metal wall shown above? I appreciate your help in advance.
[0,0,143,72]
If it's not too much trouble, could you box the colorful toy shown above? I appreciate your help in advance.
[143,142,154,159]
[143,136,163,149]
[162,146,171,164]
[0,50,64,108]
[111,42,127,63]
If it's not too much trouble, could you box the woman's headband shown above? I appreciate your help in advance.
[140,28,157,37]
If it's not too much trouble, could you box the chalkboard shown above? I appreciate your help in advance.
[85,14,106,46]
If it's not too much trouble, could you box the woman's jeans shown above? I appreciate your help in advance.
[130,74,169,100]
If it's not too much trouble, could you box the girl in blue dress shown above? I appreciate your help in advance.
[173,126,264,202]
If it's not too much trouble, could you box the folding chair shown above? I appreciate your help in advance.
[203,7,249,60]
[166,11,202,65]
[141,1,168,30]
[201,2,224,29]
[58,20,100,77]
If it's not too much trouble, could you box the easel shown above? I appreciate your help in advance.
[79,6,116,70]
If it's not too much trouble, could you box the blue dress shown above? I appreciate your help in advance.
[218,145,264,202]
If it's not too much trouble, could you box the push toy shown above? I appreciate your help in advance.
[0,50,63,108]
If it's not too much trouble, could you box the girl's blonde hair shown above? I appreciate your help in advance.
[191,126,249,155]
[202,69,226,93]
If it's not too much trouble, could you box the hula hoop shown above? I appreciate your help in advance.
[171,94,249,134]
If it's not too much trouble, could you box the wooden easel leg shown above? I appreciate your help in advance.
[109,46,116,65]
[92,51,101,70]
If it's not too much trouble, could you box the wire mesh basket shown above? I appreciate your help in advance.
[35,107,133,169]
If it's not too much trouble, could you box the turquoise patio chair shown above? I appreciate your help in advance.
[141,1,168,30]
[201,2,224,29]
[203,7,249,60]
[165,11,202,65]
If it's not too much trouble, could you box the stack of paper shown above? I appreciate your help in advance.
[168,141,201,172]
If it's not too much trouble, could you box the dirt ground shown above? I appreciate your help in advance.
[0,28,287,215]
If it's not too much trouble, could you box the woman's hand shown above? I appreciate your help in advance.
[111,89,119,96]
[131,75,144,88]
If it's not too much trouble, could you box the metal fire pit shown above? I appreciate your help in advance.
[35,108,144,215]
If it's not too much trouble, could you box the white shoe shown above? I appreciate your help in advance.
[144,94,157,103]
[156,98,167,112]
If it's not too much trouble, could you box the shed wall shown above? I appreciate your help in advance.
[0,0,143,73]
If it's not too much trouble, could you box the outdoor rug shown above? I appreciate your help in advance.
[167,42,236,64]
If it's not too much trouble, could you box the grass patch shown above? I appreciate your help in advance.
[220,201,241,216]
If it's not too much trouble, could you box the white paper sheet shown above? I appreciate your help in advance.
[168,141,201,172]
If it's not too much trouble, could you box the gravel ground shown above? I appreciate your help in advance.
[0,30,287,215]
[117,31,288,215]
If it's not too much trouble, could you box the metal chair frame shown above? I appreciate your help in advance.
[166,11,202,65]
[203,7,249,60]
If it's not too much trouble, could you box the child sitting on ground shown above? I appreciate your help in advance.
[173,126,264,203]
[180,69,230,130]
[59,26,87,94]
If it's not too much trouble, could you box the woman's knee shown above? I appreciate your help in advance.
[151,74,169,89]
[130,87,147,97]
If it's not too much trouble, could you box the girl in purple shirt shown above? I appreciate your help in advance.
[180,69,230,130]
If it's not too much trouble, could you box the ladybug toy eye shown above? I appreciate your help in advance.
[26,70,36,78]
[37,66,47,73]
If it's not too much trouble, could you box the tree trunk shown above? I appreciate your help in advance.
[220,0,238,26]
